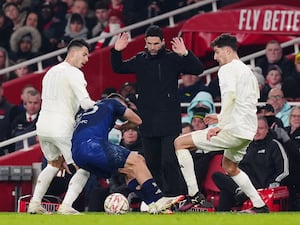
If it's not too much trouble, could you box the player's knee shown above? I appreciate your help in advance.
[48,156,63,168]
[222,165,238,176]
[174,136,183,149]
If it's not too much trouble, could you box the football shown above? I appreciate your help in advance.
[104,193,130,214]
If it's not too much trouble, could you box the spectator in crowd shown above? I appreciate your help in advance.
[275,106,300,210]
[247,65,265,102]
[9,26,42,71]
[178,73,211,105]
[267,87,292,127]
[212,115,289,211]
[3,2,26,31]
[0,47,11,82]
[0,9,14,51]
[111,25,204,197]
[10,84,37,119]
[181,122,194,135]
[256,103,284,128]
[11,89,41,150]
[260,65,282,102]
[256,40,294,81]
[0,81,15,155]
[57,13,88,49]
[119,82,137,99]
[70,0,96,36]
[94,9,125,50]
[91,1,110,38]
[182,91,215,124]
[8,59,30,80]
[109,0,123,12]
[2,0,33,12]
[281,52,300,99]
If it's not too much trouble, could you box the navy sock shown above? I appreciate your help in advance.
[127,179,145,201]
[140,178,163,204]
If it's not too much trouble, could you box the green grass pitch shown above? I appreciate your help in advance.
[1,212,300,225]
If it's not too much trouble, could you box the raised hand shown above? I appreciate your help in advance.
[114,32,130,51]
[171,37,188,56]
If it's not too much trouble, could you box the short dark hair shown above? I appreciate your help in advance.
[95,1,109,10]
[70,13,84,25]
[67,39,90,52]
[106,93,129,106]
[211,33,238,51]
[145,25,163,40]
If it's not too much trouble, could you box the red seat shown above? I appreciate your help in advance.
[202,154,225,208]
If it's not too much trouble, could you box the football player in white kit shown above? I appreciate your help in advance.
[27,39,95,214]
[174,34,269,213]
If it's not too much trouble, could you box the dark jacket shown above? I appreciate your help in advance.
[283,126,300,175]
[240,132,289,189]
[256,56,294,81]
[110,47,203,136]
[11,113,38,150]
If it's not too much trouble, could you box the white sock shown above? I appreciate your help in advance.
[31,164,59,203]
[176,149,199,196]
[62,169,90,207]
[231,170,265,208]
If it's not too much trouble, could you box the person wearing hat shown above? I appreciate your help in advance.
[9,26,42,71]
[182,91,215,124]
[94,9,126,50]
[257,103,284,128]
[281,52,300,99]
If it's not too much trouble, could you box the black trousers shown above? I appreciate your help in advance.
[212,171,239,211]
[141,135,187,196]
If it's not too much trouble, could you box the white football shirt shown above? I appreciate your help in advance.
[37,62,94,137]
[217,59,260,140]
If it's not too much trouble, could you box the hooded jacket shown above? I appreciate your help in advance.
[240,132,289,189]
[9,26,41,53]
[182,91,215,123]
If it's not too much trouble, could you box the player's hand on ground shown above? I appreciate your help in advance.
[114,32,130,51]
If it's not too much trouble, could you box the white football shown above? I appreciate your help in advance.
[104,193,130,214]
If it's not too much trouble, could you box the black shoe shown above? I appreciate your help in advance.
[193,192,214,208]
[235,190,249,206]
[240,205,270,214]
[178,196,194,212]
[178,192,214,212]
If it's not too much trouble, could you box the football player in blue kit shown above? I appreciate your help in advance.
[58,93,184,214]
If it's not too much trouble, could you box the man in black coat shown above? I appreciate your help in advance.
[110,25,203,196]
